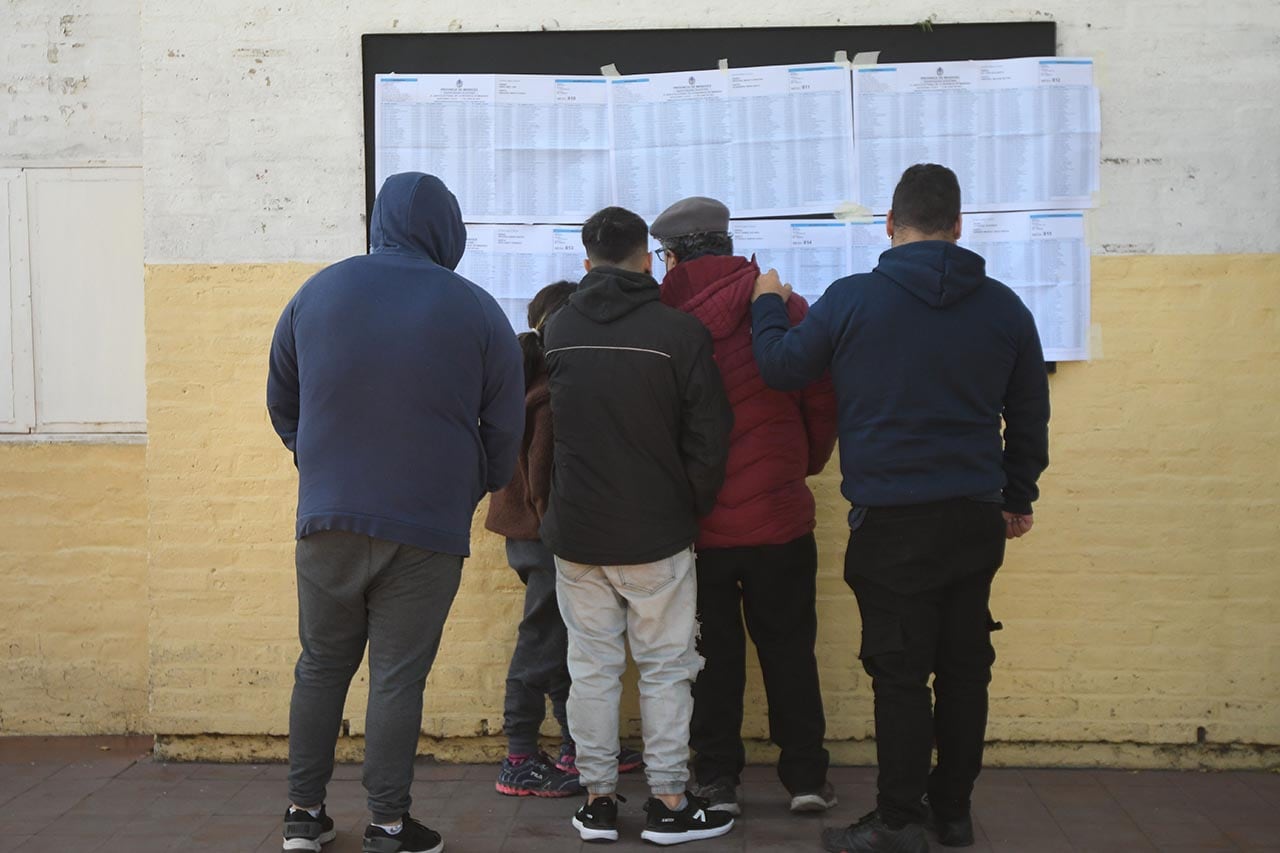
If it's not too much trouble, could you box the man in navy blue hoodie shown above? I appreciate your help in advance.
[751,164,1050,853]
[267,172,524,853]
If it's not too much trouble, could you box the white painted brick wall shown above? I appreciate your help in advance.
[2,0,141,163]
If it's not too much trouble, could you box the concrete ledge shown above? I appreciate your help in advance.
[0,735,155,762]
[153,734,1280,770]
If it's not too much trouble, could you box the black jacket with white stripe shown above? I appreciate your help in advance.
[540,265,733,565]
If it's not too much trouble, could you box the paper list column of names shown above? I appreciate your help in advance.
[960,211,1089,361]
[454,225,586,332]
[610,71,732,218]
[492,76,612,222]
[374,74,497,216]
[853,58,1099,213]
[728,64,856,216]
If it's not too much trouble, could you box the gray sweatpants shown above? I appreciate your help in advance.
[555,547,703,797]
[287,530,463,824]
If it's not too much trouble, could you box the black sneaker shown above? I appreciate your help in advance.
[926,805,974,847]
[362,814,443,853]
[641,793,735,846]
[820,810,928,853]
[572,794,624,843]
[495,752,584,797]
[790,780,839,813]
[282,805,336,852]
[689,777,740,816]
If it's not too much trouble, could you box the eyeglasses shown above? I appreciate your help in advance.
[655,246,669,262]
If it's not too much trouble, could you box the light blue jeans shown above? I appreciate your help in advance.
[555,547,703,796]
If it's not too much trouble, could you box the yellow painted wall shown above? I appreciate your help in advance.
[10,254,1279,765]
[135,254,1280,764]
[0,443,149,734]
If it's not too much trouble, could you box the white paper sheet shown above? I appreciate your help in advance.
[727,64,856,217]
[730,213,1089,361]
[374,74,498,218]
[960,211,1090,361]
[453,225,586,332]
[375,74,613,223]
[491,76,613,223]
[853,58,1100,214]
[610,70,733,219]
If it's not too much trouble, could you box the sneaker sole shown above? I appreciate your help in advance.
[640,819,734,846]
[572,816,619,843]
[283,829,337,851]
[495,781,582,798]
[361,839,442,853]
[706,802,741,816]
[790,793,838,813]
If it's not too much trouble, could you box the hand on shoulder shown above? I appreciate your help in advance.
[752,268,793,303]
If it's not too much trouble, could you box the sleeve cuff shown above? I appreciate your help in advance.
[1002,497,1033,515]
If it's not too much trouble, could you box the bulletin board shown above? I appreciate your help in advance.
[359,24,1085,364]
[360,23,1056,223]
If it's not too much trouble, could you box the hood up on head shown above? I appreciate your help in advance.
[369,172,466,270]
[875,240,987,308]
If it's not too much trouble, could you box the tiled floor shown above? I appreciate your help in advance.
[0,737,1276,851]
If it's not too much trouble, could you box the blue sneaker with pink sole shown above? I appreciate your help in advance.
[557,743,645,775]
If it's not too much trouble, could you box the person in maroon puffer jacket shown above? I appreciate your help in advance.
[653,197,839,817]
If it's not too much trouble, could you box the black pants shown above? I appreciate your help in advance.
[502,539,572,755]
[690,532,829,795]
[845,500,1006,827]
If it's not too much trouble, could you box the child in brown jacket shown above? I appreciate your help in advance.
[485,281,642,797]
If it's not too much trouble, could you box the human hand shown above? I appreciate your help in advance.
[752,268,793,303]
[1002,511,1034,539]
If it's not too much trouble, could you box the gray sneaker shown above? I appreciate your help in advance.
[790,780,838,813]
[690,777,740,816]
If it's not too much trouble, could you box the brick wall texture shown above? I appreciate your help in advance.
[73,253,1273,762]
[0,443,149,733]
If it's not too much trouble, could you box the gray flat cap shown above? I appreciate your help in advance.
[650,196,730,240]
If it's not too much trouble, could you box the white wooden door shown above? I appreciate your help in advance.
[27,167,145,432]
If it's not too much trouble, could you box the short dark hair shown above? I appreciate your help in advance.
[661,231,733,262]
[582,206,649,265]
[890,164,961,235]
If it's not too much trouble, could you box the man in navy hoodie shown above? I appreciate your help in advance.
[268,172,524,853]
[751,164,1050,853]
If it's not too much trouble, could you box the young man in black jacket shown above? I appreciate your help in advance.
[541,206,736,846]
[751,165,1051,853]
